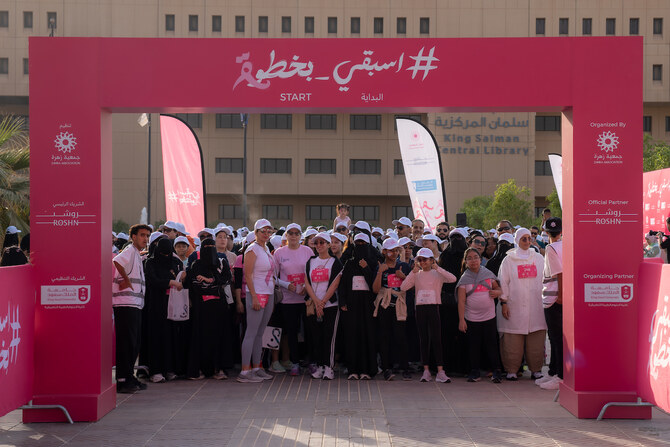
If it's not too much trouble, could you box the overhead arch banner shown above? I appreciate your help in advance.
[159,115,206,235]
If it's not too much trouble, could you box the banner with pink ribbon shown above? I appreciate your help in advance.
[643,167,670,234]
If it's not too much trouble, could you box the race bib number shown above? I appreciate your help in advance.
[474,279,492,293]
[288,273,305,285]
[387,274,402,288]
[352,275,369,291]
[311,268,329,283]
[416,289,437,305]
[257,294,269,308]
[517,264,538,279]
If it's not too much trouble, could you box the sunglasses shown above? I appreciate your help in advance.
[531,233,539,237]
[436,229,448,233]
[163,228,175,233]
[314,240,328,245]
[497,226,511,232]
[257,229,273,234]
[472,240,486,246]
[336,227,348,233]
[287,231,301,236]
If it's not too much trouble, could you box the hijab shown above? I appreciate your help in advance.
[0,246,28,266]
[154,238,174,268]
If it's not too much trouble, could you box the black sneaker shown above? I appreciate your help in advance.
[401,370,412,381]
[467,374,481,383]
[491,370,503,384]
[130,376,148,390]
[116,381,140,394]
[383,369,395,381]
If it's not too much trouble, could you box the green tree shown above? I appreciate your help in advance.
[0,116,30,236]
[483,179,534,229]
[643,134,670,172]
[546,188,562,218]
[459,195,492,229]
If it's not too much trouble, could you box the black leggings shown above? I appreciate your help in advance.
[415,305,443,366]
[377,305,409,370]
[306,306,340,368]
[281,303,306,364]
[465,317,501,374]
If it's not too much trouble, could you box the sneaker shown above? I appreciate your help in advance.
[269,361,286,373]
[347,373,359,380]
[506,373,518,381]
[150,373,166,383]
[466,374,481,383]
[323,366,335,380]
[166,372,177,381]
[116,380,140,394]
[213,370,228,380]
[383,369,395,381]
[311,366,324,379]
[189,373,205,380]
[535,374,555,385]
[401,370,412,381]
[308,363,318,375]
[540,377,563,390]
[252,369,273,381]
[436,371,451,383]
[281,360,293,369]
[359,374,371,380]
[491,371,503,384]
[290,364,301,376]
[130,377,148,390]
[236,371,263,383]
[531,372,544,381]
[420,370,432,382]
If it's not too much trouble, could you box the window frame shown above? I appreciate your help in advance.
[350,159,382,175]
[260,158,292,174]
[305,158,336,174]
[215,158,244,173]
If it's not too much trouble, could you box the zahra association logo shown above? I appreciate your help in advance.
[54,131,77,154]
[596,131,619,153]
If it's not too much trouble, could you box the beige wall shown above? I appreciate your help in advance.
[1,0,669,228]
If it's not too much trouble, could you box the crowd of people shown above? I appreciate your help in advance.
[110,205,576,393]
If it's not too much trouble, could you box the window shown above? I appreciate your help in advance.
[351,206,379,222]
[23,11,33,29]
[219,205,244,220]
[328,17,337,34]
[392,206,413,220]
[420,17,429,34]
[374,17,383,34]
[394,114,422,130]
[282,16,291,33]
[215,158,243,173]
[216,114,243,129]
[536,18,545,35]
[653,64,663,81]
[350,159,381,175]
[305,114,336,130]
[582,18,592,35]
[174,113,202,129]
[665,116,670,132]
[0,11,8,28]
[188,15,198,32]
[235,15,245,33]
[165,14,175,31]
[47,12,57,30]
[643,116,652,133]
[262,205,292,220]
[306,205,335,221]
[305,16,314,33]
[212,15,222,32]
[535,160,552,176]
[0,58,8,75]
[260,158,292,174]
[606,18,615,35]
[261,114,292,129]
[535,116,561,131]
[630,18,639,35]
[258,16,268,33]
[654,18,663,35]
[559,18,568,35]
[397,17,406,34]
[350,115,381,130]
[351,17,360,34]
[305,159,336,174]
[23,58,28,75]
[394,159,405,175]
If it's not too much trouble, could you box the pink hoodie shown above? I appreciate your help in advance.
[400,266,457,305]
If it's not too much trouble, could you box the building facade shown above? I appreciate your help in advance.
[0,0,668,228]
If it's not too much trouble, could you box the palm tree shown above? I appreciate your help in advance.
[0,115,30,236]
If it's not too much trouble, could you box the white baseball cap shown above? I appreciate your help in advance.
[303,228,319,238]
[330,232,348,244]
[174,222,190,236]
[354,233,370,244]
[254,218,273,231]
[214,225,231,236]
[116,232,129,241]
[498,233,515,245]
[382,238,400,250]
[416,234,443,247]
[149,231,165,246]
[198,228,216,239]
[270,235,283,248]
[397,237,415,246]
[372,227,384,236]
[286,223,302,233]
[313,232,331,244]
[163,220,178,231]
[335,221,348,230]
[349,220,371,233]
[173,236,189,246]
[415,247,435,259]
[423,227,432,234]
[392,217,412,227]
[449,228,468,239]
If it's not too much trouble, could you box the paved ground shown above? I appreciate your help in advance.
[1,370,670,447]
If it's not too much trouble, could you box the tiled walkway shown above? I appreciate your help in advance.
[1,372,669,446]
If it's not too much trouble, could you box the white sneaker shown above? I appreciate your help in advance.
[213,370,228,380]
[252,369,273,380]
[420,370,432,382]
[540,377,563,390]
[311,366,324,379]
[269,361,286,373]
[237,371,263,383]
[166,372,177,381]
[323,366,334,380]
[535,374,555,385]
[435,371,451,383]
[150,373,165,383]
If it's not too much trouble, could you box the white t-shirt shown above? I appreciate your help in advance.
[112,245,145,308]
[334,215,351,229]
[542,241,563,308]
[308,256,338,308]
[245,243,276,295]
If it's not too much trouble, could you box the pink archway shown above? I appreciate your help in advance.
[27,37,644,421]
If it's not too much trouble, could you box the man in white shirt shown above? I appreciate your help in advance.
[113,224,151,393]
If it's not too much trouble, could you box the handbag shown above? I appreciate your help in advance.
[167,271,189,321]
[274,284,284,304]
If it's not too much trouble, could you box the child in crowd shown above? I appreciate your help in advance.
[333,203,351,231]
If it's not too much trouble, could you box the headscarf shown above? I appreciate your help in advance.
[3,233,19,249]
[514,228,532,259]
[154,238,174,268]
[198,238,218,272]
[0,246,28,266]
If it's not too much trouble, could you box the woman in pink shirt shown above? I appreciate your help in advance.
[400,247,457,383]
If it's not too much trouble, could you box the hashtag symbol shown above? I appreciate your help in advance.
[406,46,439,81]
